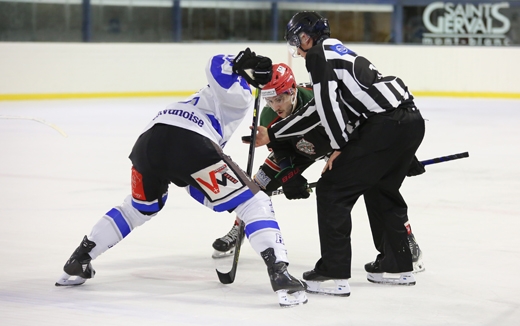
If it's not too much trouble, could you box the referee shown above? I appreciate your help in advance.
[258,11,426,294]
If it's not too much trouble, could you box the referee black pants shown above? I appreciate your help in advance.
[314,107,425,279]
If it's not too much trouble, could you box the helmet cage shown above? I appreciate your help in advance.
[264,91,294,110]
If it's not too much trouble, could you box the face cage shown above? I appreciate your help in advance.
[264,90,295,109]
[287,44,301,58]
[286,33,302,58]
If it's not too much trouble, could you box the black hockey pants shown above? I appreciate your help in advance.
[128,124,259,212]
[313,106,425,278]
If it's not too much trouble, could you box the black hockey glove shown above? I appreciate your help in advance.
[407,155,426,177]
[277,167,310,200]
[233,48,273,89]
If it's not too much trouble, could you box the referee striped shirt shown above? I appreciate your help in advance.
[268,38,414,151]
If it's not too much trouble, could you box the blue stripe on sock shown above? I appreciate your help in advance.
[106,208,131,238]
[244,220,280,238]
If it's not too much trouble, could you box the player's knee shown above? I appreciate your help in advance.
[235,192,275,225]
[236,192,286,257]
[118,195,167,228]
[130,193,168,215]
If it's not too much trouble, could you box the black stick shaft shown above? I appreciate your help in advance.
[246,95,260,175]
[216,89,261,285]
[268,152,469,196]
[420,152,469,166]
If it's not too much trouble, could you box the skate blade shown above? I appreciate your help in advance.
[55,272,87,286]
[367,272,416,285]
[211,248,235,259]
[276,290,308,307]
[305,279,351,297]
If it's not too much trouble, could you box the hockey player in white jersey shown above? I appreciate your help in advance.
[55,49,307,307]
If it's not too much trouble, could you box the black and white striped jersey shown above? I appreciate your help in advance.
[268,38,414,151]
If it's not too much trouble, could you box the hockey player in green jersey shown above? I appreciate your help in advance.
[211,63,425,287]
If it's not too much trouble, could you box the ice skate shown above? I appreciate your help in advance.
[211,223,241,259]
[55,236,96,286]
[366,271,415,285]
[409,234,425,273]
[261,248,308,307]
[364,258,416,286]
[302,269,350,297]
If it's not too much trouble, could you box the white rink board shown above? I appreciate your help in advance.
[1,42,520,96]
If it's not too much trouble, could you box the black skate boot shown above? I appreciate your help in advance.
[55,235,96,286]
[365,255,416,286]
[302,270,350,296]
[212,223,240,259]
[260,248,308,307]
[408,234,425,273]
[364,255,383,273]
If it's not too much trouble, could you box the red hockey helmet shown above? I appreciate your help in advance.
[261,63,297,98]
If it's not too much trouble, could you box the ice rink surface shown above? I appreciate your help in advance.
[1,96,519,325]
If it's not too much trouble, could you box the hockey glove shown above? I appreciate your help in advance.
[407,155,426,177]
[233,48,273,88]
[277,167,310,200]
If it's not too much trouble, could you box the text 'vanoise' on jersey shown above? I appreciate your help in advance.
[141,54,254,148]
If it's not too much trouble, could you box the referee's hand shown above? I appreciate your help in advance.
[322,150,341,174]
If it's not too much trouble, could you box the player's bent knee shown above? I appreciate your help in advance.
[120,195,165,227]
[235,192,275,225]
[129,193,168,216]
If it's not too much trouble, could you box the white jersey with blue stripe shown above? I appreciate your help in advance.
[140,54,254,148]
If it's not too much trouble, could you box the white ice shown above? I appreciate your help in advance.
[1,97,519,326]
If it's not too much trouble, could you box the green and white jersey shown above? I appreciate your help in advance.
[253,86,334,192]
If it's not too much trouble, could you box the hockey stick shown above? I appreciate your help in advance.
[268,152,470,196]
[216,89,261,284]
[419,151,469,166]
[0,115,68,137]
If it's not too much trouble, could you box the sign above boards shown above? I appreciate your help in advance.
[421,2,512,46]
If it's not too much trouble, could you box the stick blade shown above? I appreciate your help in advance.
[215,222,245,284]
[216,269,236,284]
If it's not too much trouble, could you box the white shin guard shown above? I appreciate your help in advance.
[234,192,288,263]
[88,195,154,259]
